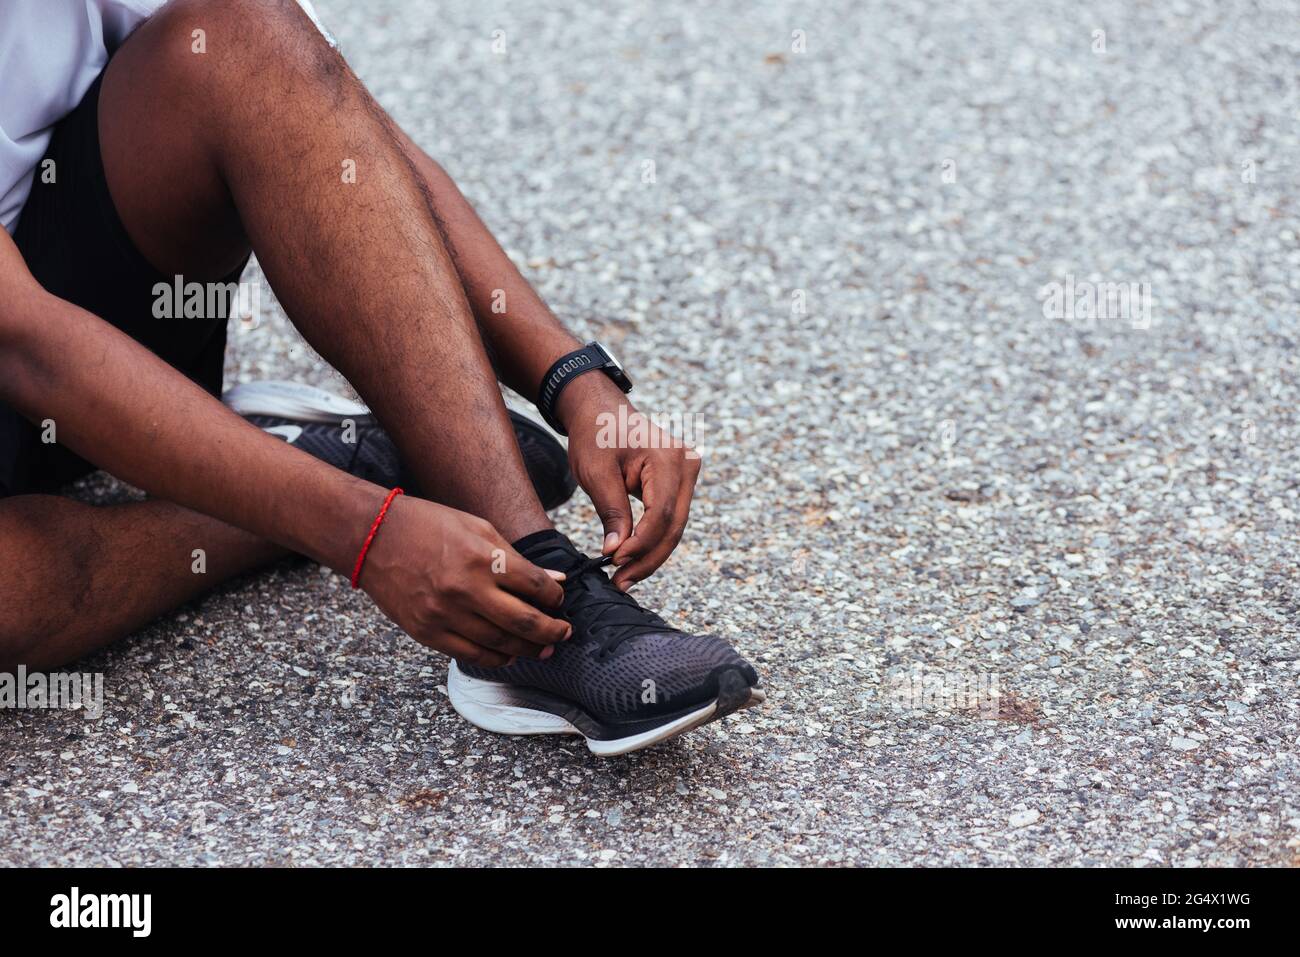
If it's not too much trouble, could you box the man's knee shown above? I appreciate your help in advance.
[133,0,342,99]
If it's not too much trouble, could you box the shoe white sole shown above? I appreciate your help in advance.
[447,660,765,757]
[222,380,374,425]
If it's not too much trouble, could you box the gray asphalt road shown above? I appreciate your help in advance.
[3,0,1298,866]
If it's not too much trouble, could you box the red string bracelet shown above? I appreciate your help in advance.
[350,487,404,589]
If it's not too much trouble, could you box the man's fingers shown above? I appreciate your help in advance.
[612,459,679,567]
[461,614,557,660]
[612,458,697,588]
[585,464,634,555]
[496,547,566,608]
[440,633,513,669]
[480,589,572,645]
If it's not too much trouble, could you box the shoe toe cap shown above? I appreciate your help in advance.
[618,631,759,710]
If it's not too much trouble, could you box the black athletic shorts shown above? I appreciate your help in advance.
[0,71,250,498]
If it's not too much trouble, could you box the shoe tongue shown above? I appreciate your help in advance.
[511,529,585,573]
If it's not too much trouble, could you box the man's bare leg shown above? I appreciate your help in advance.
[0,496,282,671]
[98,0,552,543]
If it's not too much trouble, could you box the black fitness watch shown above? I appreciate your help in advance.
[537,341,633,435]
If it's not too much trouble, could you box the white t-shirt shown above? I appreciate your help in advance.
[1,0,335,236]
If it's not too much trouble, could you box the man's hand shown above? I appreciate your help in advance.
[558,376,701,591]
[359,496,572,667]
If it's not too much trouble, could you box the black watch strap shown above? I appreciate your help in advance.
[537,342,633,435]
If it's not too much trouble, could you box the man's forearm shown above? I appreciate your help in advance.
[0,285,382,571]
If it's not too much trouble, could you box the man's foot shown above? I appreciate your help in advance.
[448,530,764,756]
[223,381,577,509]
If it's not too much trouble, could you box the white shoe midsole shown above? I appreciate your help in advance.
[447,661,577,737]
[222,380,373,424]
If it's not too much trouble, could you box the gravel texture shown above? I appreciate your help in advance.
[3,0,1299,867]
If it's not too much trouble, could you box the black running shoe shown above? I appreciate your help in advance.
[449,530,764,756]
[222,381,577,509]
[509,413,579,512]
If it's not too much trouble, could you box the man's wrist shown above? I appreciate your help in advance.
[553,369,629,434]
[515,331,583,409]
[294,473,392,575]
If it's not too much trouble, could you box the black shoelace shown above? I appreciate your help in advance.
[561,554,677,656]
